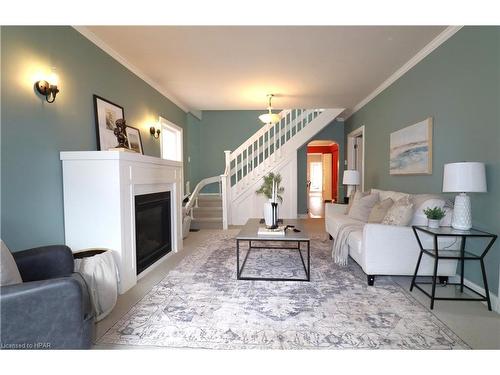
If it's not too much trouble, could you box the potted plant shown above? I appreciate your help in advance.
[256,172,284,227]
[423,206,446,229]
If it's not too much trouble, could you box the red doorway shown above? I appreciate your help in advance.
[307,142,339,202]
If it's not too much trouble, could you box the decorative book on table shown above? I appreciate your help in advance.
[257,225,286,237]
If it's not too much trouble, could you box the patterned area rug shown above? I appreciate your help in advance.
[98,232,468,349]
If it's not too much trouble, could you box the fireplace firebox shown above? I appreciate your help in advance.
[135,191,172,274]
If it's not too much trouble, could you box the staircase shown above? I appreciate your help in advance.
[222,107,345,225]
[183,107,344,232]
[191,195,223,230]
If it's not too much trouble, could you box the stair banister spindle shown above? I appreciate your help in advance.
[259,134,262,166]
[236,154,240,183]
[286,111,291,142]
[266,126,271,160]
[224,150,231,174]
[277,117,281,157]
[250,142,253,177]
[246,146,250,179]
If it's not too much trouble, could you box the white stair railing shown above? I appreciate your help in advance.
[184,154,231,230]
[226,108,324,191]
[184,175,221,215]
[217,107,343,228]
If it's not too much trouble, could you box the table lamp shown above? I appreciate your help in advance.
[442,162,487,230]
[343,170,360,202]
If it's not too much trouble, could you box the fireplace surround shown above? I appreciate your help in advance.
[61,151,183,293]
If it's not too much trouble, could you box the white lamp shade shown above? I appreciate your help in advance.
[442,162,487,193]
[343,170,360,185]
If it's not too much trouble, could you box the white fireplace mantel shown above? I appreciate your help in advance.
[60,151,183,293]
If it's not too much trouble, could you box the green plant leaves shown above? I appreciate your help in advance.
[255,172,284,203]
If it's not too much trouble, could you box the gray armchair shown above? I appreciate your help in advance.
[0,245,94,349]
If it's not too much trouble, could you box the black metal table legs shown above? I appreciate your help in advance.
[236,239,310,282]
[411,226,497,311]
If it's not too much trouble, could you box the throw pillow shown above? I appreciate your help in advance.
[368,198,394,223]
[371,188,410,203]
[348,192,380,222]
[382,196,414,226]
[346,191,368,214]
[0,240,22,286]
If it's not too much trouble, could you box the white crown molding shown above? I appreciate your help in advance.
[345,26,463,119]
[189,109,203,120]
[73,26,191,114]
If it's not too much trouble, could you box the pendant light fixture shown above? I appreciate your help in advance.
[258,94,281,125]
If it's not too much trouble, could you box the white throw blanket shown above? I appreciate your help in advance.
[332,223,364,265]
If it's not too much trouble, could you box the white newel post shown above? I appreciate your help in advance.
[221,150,232,230]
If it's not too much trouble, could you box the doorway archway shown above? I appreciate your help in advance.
[306,140,339,218]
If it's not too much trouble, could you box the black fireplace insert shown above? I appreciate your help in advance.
[135,191,172,274]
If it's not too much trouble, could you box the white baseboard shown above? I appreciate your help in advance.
[455,277,500,314]
[297,214,309,219]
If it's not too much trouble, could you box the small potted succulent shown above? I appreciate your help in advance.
[423,206,446,229]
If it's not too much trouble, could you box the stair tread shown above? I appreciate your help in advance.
[192,217,223,222]
[197,195,222,200]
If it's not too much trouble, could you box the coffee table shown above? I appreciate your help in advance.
[235,218,310,281]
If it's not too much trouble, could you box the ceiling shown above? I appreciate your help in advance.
[83,26,447,113]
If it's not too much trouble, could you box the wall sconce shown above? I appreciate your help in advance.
[150,125,161,139]
[35,69,60,103]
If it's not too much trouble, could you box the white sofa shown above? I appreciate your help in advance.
[325,189,459,285]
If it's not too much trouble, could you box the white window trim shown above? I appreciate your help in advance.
[159,116,183,163]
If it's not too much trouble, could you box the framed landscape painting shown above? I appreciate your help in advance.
[125,126,144,154]
[93,95,125,151]
[390,117,433,175]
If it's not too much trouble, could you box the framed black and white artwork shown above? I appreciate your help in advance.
[125,126,144,154]
[93,94,125,150]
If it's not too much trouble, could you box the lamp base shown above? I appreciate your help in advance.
[452,193,472,230]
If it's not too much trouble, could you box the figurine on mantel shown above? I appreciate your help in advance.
[112,119,132,152]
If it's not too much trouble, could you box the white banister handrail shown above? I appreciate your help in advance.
[221,107,343,225]
[228,108,320,178]
[184,175,221,215]
[229,109,290,159]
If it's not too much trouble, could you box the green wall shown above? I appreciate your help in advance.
[1,26,189,251]
[190,110,266,192]
[345,26,500,294]
[297,120,345,214]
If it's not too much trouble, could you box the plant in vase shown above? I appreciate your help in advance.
[423,206,446,229]
[256,172,284,228]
